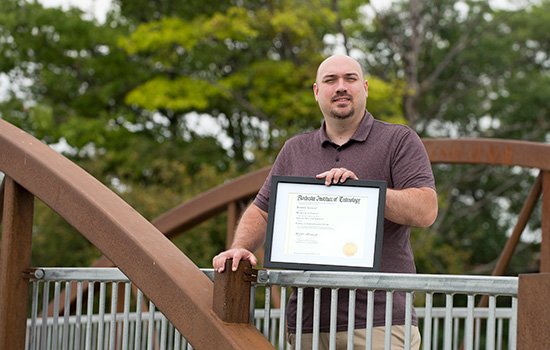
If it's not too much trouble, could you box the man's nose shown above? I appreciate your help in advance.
[336,79,348,93]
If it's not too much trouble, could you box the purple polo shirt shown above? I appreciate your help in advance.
[253,110,435,332]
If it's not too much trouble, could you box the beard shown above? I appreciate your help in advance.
[330,101,355,119]
[330,105,355,120]
[329,94,355,119]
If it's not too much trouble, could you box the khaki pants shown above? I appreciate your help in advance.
[288,325,421,350]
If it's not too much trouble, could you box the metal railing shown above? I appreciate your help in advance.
[26,268,518,350]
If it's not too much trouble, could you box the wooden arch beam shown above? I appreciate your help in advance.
[0,119,273,349]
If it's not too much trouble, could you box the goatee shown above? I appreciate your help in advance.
[330,106,355,120]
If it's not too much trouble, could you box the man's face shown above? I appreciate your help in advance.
[313,56,368,121]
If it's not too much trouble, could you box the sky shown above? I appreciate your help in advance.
[39,0,113,23]
[37,0,526,24]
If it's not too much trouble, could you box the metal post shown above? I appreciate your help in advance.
[212,259,254,323]
[0,177,35,349]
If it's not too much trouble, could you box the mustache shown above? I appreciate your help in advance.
[332,92,353,101]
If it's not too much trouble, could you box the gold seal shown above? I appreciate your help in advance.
[343,243,357,257]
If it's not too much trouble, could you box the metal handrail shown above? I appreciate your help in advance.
[255,270,518,295]
[26,268,518,350]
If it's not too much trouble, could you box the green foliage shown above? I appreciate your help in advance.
[1,0,547,278]
[367,77,407,125]
[358,0,547,275]
[32,200,103,267]
[125,76,227,111]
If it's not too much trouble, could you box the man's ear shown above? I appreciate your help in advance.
[313,83,319,101]
[364,79,368,98]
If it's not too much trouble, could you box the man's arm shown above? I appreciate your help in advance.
[385,187,438,227]
[317,168,438,227]
[212,203,268,273]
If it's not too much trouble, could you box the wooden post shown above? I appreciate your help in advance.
[0,177,35,349]
[541,171,550,272]
[0,178,5,224]
[226,202,239,250]
[517,273,550,349]
[212,259,253,323]
[226,200,246,250]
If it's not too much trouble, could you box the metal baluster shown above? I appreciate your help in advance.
[270,310,277,346]
[365,290,374,350]
[433,316,440,350]
[313,288,321,350]
[264,286,271,339]
[147,302,155,350]
[174,329,181,350]
[75,282,83,350]
[62,282,71,350]
[444,294,453,350]
[249,285,256,324]
[52,281,61,350]
[109,282,118,350]
[40,281,50,350]
[487,296,496,350]
[122,282,131,350]
[134,290,143,350]
[465,295,475,350]
[405,292,413,350]
[475,318,481,350]
[509,297,517,350]
[30,280,39,350]
[97,282,107,350]
[278,287,287,350]
[384,291,393,350]
[329,289,338,350]
[85,282,94,350]
[453,317,459,350]
[497,317,504,350]
[296,288,304,350]
[160,313,167,350]
[347,289,356,350]
[423,293,433,350]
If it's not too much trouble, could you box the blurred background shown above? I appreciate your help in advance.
[0,0,547,275]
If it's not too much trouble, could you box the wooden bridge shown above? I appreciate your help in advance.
[1,118,549,349]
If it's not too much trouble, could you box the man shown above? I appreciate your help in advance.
[213,55,438,349]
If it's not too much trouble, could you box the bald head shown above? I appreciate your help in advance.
[315,55,365,85]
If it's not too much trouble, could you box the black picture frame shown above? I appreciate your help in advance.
[263,175,386,272]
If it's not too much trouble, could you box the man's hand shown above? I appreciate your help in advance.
[316,168,358,185]
[212,248,258,273]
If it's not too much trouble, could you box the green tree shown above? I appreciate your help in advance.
[356,0,547,274]
[0,0,403,268]
[117,0,404,168]
[0,0,234,267]
[2,0,547,276]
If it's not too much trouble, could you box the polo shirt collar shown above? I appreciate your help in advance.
[318,110,374,147]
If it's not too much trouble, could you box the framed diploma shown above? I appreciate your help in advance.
[263,175,386,272]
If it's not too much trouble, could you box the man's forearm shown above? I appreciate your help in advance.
[230,203,268,253]
[385,187,438,227]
